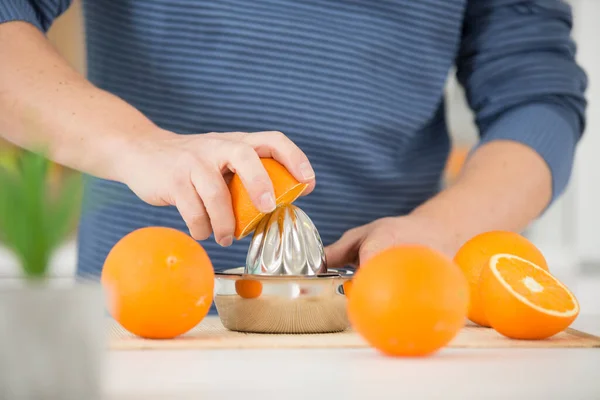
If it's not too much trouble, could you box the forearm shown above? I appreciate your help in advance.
[430,0,587,253]
[411,140,552,251]
[0,21,164,181]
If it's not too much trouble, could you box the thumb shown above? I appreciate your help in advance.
[324,226,367,269]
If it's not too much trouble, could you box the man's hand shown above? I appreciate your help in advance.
[121,130,316,247]
[325,214,460,269]
[0,23,316,248]
[0,21,314,246]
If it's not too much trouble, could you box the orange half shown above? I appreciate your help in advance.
[229,158,308,239]
[480,253,579,340]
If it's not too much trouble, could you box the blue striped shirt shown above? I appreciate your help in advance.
[1,1,588,283]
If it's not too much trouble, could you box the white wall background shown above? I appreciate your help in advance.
[570,0,600,266]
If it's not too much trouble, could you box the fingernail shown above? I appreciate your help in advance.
[219,235,233,247]
[260,192,276,212]
[299,162,315,180]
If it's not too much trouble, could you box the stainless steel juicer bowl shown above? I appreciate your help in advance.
[213,203,354,333]
[213,267,354,333]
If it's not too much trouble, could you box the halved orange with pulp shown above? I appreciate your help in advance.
[228,158,308,240]
[480,253,579,340]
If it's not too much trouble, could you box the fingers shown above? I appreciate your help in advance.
[172,182,212,241]
[190,166,236,246]
[168,130,316,248]
[358,237,391,266]
[324,226,368,269]
[170,156,235,246]
[356,224,399,266]
[225,143,277,214]
[244,131,316,195]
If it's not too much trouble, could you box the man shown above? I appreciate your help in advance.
[0,1,587,281]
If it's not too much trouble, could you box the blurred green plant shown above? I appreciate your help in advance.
[0,149,82,280]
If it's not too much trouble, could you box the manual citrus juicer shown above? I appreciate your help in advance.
[213,204,354,333]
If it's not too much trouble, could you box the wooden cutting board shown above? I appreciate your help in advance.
[108,316,600,350]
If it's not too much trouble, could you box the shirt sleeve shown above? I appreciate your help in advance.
[0,0,73,32]
[456,0,588,203]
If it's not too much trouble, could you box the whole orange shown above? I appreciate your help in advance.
[235,279,263,299]
[453,230,548,327]
[347,245,469,357]
[101,226,215,339]
[343,280,353,297]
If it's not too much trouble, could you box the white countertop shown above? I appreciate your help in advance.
[2,242,599,399]
[104,315,600,400]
